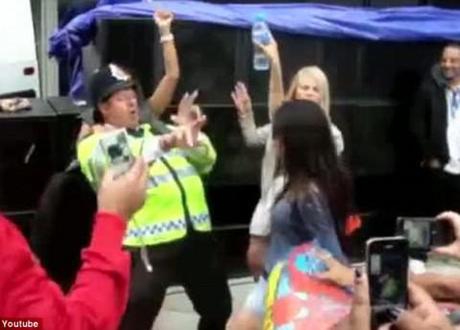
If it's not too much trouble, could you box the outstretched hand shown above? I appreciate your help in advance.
[171,90,201,126]
[161,117,207,150]
[231,82,252,118]
[164,92,207,150]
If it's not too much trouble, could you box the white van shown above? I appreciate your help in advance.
[0,0,40,97]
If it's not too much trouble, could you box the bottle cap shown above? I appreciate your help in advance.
[254,13,267,22]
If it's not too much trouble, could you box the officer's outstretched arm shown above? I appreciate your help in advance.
[162,118,216,175]
[166,92,217,175]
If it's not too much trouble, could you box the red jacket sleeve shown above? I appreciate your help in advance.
[0,212,130,330]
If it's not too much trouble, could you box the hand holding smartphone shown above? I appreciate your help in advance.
[397,217,455,250]
[366,236,408,326]
[99,129,135,178]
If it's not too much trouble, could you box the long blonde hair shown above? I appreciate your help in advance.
[286,66,331,116]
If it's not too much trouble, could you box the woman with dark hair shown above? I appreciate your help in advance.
[267,99,350,272]
[228,100,352,329]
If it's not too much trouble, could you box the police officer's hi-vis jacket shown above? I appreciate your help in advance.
[77,123,215,247]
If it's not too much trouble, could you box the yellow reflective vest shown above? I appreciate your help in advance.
[77,123,215,247]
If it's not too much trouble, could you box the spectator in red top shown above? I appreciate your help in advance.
[0,159,148,330]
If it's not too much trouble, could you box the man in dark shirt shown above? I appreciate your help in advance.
[412,43,460,214]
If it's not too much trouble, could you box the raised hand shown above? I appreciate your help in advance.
[154,10,174,35]
[231,82,253,118]
[163,93,207,150]
[171,90,200,126]
[161,117,206,150]
[176,114,207,148]
[253,38,279,64]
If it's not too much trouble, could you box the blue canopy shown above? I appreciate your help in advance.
[49,1,460,99]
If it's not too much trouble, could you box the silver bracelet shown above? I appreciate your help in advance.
[160,34,174,43]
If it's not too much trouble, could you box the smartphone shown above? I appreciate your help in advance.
[99,129,134,178]
[366,237,408,324]
[397,217,455,250]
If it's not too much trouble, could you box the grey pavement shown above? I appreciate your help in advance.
[153,276,255,330]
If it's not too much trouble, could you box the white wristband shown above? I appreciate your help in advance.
[160,34,174,43]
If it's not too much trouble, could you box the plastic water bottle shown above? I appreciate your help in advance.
[252,13,272,71]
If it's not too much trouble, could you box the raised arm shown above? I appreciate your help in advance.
[255,39,284,120]
[148,10,180,116]
[231,82,271,147]
[167,118,216,176]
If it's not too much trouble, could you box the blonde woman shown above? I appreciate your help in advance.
[231,39,344,278]
[285,66,344,154]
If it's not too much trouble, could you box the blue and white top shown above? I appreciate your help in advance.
[265,188,346,274]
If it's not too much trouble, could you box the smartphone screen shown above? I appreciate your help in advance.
[367,237,408,313]
[99,129,134,178]
[397,217,455,249]
[398,217,432,249]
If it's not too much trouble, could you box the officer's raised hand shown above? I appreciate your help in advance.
[154,10,174,36]
[161,115,206,150]
[171,90,203,126]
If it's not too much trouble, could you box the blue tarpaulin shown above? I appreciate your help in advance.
[49,1,460,99]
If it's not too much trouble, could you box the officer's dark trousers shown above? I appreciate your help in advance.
[120,232,232,330]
